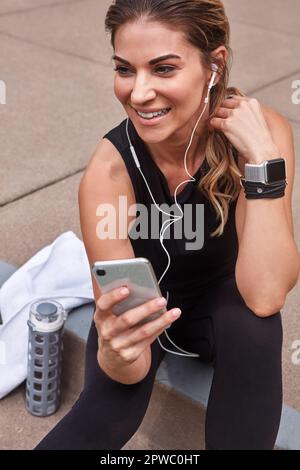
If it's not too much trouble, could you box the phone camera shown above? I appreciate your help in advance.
[96,269,106,276]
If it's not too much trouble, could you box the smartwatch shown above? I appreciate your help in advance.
[243,158,286,185]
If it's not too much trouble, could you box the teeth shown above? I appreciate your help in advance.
[137,108,170,119]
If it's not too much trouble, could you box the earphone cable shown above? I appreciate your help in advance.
[125,70,216,358]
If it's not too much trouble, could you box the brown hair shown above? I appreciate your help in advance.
[105,0,245,237]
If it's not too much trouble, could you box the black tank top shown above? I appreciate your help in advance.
[102,118,239,301]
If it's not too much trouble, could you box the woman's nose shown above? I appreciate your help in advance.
[130,75,156,103]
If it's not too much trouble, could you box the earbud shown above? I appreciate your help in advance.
[208,63,218,90]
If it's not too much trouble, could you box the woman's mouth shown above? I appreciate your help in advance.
[133,107,172,126]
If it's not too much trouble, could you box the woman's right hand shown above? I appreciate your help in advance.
[94,286,182,370]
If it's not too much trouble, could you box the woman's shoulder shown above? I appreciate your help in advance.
[83,136,130,187]
[102,118,133,154]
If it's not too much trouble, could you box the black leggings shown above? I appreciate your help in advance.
[34,275,283,450]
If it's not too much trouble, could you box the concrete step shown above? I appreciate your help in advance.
[0,328,205,450]
[0,259,205,450]
[63,330,206,451]
[0,261,298,450]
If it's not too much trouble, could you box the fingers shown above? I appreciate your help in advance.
[214,106,232,118]
[95,286,129,319]
[126,332,161,360]
[208,96,240,131]
[222,95,250,108]
[211,94,256,131]
[94,287,182,357]
[130,308,181,344]
[110,307,181,350]
[209,116,227,131]
[226,94,249,101]
[211,96,242,123]
[212,97,238,120]
[112,296,170,336]
[222,100,238,110]
[112,333,158,365]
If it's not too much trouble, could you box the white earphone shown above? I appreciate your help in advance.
[126,64,218,358]
[205,63,218,102]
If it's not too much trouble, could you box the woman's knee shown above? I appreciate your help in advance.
[213,276,283,363]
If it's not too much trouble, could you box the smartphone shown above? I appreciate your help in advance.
[92,257,167,326]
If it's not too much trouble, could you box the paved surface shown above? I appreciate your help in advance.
[0,0,299,450]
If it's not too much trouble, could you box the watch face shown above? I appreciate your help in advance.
[266,159,286,183]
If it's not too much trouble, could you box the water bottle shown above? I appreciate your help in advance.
[26,299,67,416]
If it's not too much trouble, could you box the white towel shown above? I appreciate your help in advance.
[0,231,94,399]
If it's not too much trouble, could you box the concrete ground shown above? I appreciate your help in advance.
[0,0,299,450]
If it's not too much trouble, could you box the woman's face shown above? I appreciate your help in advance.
[113,19,213,144]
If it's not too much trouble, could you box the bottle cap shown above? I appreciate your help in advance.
[28,299,66,332]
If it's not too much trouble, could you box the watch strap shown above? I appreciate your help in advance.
[240,178,287,199]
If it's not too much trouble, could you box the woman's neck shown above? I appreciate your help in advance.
[145,126,209,172]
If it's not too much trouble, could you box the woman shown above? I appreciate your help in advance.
[35,0,299,450]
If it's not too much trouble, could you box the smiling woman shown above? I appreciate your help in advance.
[108,5,245,239]
[33,0,298,452]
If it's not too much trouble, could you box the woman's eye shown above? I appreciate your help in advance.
[155,65,175,74]
[113,65,174,75]
[113,66,130,75]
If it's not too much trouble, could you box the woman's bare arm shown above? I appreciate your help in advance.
[78,138,152,384]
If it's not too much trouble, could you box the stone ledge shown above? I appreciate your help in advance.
[0,261,298,449]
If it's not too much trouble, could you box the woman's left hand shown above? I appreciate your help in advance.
[209,95,279,164]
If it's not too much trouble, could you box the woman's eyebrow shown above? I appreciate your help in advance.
[112,54,181,65]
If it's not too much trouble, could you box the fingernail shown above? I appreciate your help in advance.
[157,297,167,307]
[120,287,129,295]
[172,308,181,317]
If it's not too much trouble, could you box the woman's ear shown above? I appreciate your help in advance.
[210,46,228,84]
